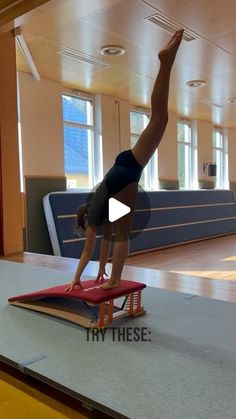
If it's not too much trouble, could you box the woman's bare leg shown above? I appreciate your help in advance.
[101,30,184,290]
[132,29,183,168]
[102,183,137,289]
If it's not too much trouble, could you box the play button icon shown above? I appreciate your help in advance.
[108,198,131,222]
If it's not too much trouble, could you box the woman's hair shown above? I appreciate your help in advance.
[76,202,90,233]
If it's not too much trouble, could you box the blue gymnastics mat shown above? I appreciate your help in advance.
[1,260,236,419]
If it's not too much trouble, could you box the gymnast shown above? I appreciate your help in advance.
[66,29,184,292]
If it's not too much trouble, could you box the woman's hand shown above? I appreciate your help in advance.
[65,276,84,292]
[95,267,108,283]
[65,226,97,292]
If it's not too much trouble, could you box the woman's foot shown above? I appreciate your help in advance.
[158,29,184,67]
[101,279,121,290]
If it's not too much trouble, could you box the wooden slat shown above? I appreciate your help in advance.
[0,1,18,10]
[108,299,113,323]
[98,302,105,328]
[136,290,141,313]
[0,128,3,256]
[0,30,23,254]
[129,292,134,315]
[9,300,94,328]
[0,0,50,28]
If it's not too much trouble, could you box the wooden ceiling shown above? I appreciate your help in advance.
[0,0,50,27]
[9,0,236,127]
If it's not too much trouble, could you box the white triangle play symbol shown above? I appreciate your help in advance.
[108,198,131,222]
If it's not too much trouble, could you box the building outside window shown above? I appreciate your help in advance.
[62,94,94,189]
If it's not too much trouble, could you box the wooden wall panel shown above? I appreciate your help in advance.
[0,129,3,255]
[0,0,50,29]
[0,30,23,254]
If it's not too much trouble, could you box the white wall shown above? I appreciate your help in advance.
[18,72,236,187]
[158,112,178,180]
[96,94,120,175]
[196,120,213,180]
[119,99,131,151]
[18,72,64,177]
[228,128,236,182]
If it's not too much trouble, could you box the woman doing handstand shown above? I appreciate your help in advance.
[66,29,184,291]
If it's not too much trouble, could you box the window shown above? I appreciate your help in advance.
[177,121,197,189]
[213,129,229,189]
[62,94,94,189]
[130,110,158,190]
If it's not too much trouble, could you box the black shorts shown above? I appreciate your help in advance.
[105,149,143,195]
[87,150,143,226]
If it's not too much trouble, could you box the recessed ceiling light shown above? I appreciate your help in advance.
[186,80,206,88]
[227,97,236,103]
[100,45,125,56]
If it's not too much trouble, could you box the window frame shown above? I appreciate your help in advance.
[177,119,198,190]
[62,91,96,190]
[213,128,229,190]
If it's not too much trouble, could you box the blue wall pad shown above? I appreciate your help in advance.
[43,190,236,259]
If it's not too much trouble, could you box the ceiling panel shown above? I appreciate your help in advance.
[84,0,173,53]
[14,0,122,36]
[0,0,51,26]
[17,35,104,85]
[44,19,152,65]
[15,0,236,128]
[138,0,236,37]
[85,0,236,75]
[211,69,236,93]
[208,29,236,58]
[176,40,236,76]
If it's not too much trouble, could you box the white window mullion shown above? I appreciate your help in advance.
[184,144,188,188]
[213,129,227,189]
[87,130,94,188]
[223,128,229,189]
[64,120,94,130]
[150,151,158,190]
[178,121,197,190]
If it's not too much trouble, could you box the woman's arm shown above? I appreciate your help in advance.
[66,225,97,291]
[109,239,129,283]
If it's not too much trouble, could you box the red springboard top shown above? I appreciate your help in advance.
[8,280,146,305]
